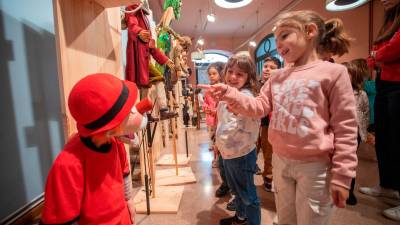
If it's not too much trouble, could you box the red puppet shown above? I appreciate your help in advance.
[125,3,172,87]
[40,74,152,225]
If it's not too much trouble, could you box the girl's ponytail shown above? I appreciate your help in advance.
[318,18,352,57]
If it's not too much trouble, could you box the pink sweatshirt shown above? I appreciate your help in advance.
[203,90,218,127]
[223,60,358,189]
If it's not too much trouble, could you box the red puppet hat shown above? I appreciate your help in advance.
[68,73,138,137]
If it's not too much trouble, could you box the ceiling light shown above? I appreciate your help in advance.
[249,41,256,47]
[214,0,252,9]
[197,38,204,46]
[326,0,369,11]
[207,13,216,22]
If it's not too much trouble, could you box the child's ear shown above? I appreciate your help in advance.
[305,23,318,40]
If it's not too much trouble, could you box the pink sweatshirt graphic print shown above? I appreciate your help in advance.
[222,60,358,189]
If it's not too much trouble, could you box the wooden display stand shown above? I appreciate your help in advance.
[133,186,184,214]
[157,83,193,166]
[155,167,196,186]
[168,91,180,175]
[156,153,192,166]
[52,0,185,215]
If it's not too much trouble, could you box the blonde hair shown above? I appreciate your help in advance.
[273,10,352,57]
[224,55,258,95]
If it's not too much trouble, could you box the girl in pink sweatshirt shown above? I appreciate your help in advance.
[200,10,358,225]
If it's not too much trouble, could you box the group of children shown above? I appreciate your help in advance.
[200,9,378,225]
[39,7,385,225]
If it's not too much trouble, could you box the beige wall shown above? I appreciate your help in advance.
[187,35,248,85]
[244,0,385,63]
[188,0,386,84]
[197,35,248,53]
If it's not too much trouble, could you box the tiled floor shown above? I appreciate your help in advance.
[134,125,400,225]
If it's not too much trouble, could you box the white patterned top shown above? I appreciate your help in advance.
[216,89,260,159]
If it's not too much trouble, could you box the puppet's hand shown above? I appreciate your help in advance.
[166,60,174,69]
[127,198,136,225]
[138,30,151,43]
[177,70,184,78]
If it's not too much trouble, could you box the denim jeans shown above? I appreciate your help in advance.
[218,154,229,189]
[223,149,261,225]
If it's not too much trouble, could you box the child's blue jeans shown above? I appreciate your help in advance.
[223,149,261,225]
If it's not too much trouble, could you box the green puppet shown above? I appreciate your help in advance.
[156,0,182,58]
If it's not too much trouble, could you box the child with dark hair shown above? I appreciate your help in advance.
[351,58,376,136]
[204,62,225,168]
[257,56,281,192]
[215,55,261,225]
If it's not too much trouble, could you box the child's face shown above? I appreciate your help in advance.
[262,60,278,81]
[208,67,220,85]
[275,26,308,64]
[225,64,248,90]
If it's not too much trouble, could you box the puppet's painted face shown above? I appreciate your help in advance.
[109,107,147,143]
[106,97,152,145]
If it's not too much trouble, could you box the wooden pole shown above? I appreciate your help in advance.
[168,91,179,175]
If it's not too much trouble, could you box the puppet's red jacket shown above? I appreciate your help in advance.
[40,135,131,225]
[125,4,168,87]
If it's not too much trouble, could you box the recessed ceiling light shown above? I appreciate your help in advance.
[326,0,369,11]
[197,39,204,46]
[214,0,252,9]
[207,13,216,22]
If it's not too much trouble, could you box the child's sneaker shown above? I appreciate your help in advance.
[215,184,230,198]
[226,199,236,211]
[219,215,247,225]
[383,205,400,221]
[263,177,273,192]
[346,191,358,205]
[359,185,400,199]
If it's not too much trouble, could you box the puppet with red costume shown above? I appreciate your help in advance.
[40,74,152,225]
[124,0,176,120]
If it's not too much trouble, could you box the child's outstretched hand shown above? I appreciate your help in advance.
[197,83,228,100]
[331,183,349,208]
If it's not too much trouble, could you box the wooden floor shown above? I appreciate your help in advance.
[133,123,400,225]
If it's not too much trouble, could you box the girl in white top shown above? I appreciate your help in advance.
[216,54,261,225]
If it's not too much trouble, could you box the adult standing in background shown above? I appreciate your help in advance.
[359,0,400,221]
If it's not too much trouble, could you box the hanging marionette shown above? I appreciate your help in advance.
[170,35,192,84]
[156,0,183,56]
[124,0,177,120]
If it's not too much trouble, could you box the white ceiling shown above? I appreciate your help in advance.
[149,0,296,40]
